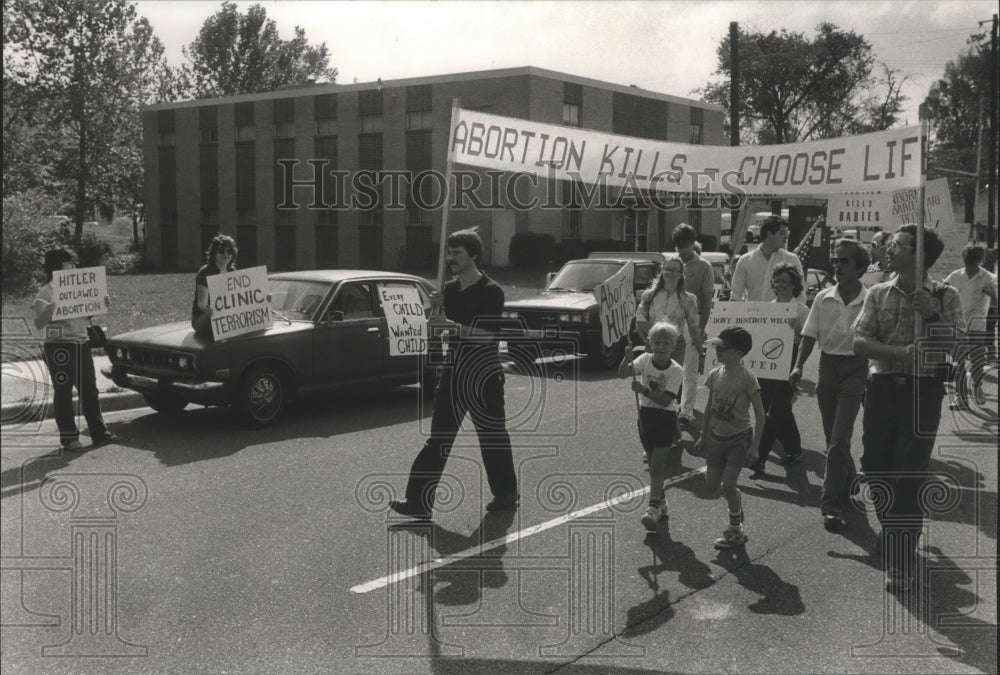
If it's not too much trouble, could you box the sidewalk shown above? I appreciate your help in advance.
[1,354,144,424]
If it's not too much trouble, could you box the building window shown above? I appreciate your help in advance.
[199,225,217,255]
[314,92,337,135]
[358,89,383,116]
[235,142,255,209]
[157,109,175,146]
[316,119,338,136]
[159,146,176,216]
[406,130,433,224]
[235,101,255,141]
[561,180,581,240]
[689,123,703,145]
[406,111,433,130]
[236,225,257,268]
[274,122,295,139]
[315,226,338,268]
[314,135,338,224]
[199,105,218,144]
[404,226,434,266]
[273,138,296,212]
[613,92,668,141]
[562,103,581,127]
[358,226,383,269]
[359,114,383,133]
[274,226,296,271]
[200,144,219,211]
[623,207,648,251]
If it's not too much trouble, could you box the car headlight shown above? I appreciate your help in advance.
[178,355,191,370]
[115,346,129,361]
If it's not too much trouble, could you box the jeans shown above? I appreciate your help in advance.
[816,353,867,516]
[43,341,108,446]
[861,374,945,567]
[405,366,516,510]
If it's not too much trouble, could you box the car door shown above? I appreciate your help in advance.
[313,280,386,384]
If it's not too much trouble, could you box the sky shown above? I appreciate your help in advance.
[136,0,995,127]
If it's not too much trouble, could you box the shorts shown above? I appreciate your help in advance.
[638,407,678,454]
[703,428,753,469]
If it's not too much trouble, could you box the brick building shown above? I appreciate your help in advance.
[143,66,725,271]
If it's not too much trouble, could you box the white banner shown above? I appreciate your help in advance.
[207,266,272,340]
[378,283,428,356]
[594,261,636,348]
[449,108,923,195]
[827,177,955,234]
[707,302,794,381]
[52,266,108,320]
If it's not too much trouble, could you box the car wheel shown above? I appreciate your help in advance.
[142,392,188,415]
[236,365,287,426]
[587,335,627,369]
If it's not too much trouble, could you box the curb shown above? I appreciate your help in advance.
[1,390,146,426]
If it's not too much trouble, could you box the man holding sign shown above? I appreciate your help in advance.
[390,228,517,519]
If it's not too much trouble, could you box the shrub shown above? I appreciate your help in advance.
[2,190,66,291]
[509,232,556,268]
[550,240,587,268]
[73,232,114,268]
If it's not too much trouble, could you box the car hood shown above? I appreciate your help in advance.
[108,320,313,351]
[504,292,596,311]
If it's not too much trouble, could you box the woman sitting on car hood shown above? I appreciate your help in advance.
[191,234,238,336]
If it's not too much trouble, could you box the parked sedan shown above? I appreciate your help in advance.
[500,256,661,368]
[103,270,443,426]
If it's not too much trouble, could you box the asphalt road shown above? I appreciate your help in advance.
[1,355,996,674]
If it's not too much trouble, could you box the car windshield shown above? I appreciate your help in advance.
[268,280,331,320]
[547,261,625,292]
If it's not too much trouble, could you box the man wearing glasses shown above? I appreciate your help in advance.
[852,224,963,593]
[790,239,870,531]
[860,231,892,287]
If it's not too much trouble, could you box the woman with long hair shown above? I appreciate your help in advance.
[191,234,238,336]
[635,257,702,366]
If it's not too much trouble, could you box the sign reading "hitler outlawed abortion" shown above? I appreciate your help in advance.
[52,266,108,320]
[207,266,272,340]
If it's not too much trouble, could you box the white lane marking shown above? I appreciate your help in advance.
[350,465,707,594]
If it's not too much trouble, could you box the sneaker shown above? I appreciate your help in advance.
[91,432,119,446]
[640,502,668,532]
[823,513,845,531]
[748,462,766,478]
[388,499,432,520]
[714,526,748,549]
[62,440,84,452]
[678,415,693,432]
[485,492,519,511]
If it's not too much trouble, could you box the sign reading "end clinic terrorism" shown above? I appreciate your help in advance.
[448,108,922,197]
[207,266,272,340]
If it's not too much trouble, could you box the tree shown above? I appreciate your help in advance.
[699,23,907,144]
[923,31,992,226]
[182,2,337,99]
[4,0,178,241]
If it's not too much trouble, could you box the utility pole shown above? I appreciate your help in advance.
[988,13,997,258]
[728,21,742,256]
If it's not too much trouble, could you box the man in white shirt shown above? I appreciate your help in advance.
[944,244,998,407]
[790,239,869,530]
[730,216,803,301]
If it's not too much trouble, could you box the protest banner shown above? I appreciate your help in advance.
[449,108,922,196]
[594,261,635,348]
[52,266,108,320]
[207,266,272,340]
[378,283,428,356]
[706,302,794,380]
[826,177,955,235]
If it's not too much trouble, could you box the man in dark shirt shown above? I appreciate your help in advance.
[390,228,518,519]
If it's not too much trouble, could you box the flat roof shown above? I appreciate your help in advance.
[144,65,721,113]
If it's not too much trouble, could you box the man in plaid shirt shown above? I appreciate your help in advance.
[853,224,964,594]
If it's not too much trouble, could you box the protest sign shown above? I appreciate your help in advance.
[449,107,923,196]
[706,302,794,380]
[377,283,428,356]
[207,266,272,340]
[52,266,108,320]
[594,261,635,348]
[827,177,956,235]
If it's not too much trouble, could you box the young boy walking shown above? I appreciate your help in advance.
[694,326,765,549]
[619,321,685,532]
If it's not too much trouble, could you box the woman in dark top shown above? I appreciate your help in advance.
[191,234,238,336]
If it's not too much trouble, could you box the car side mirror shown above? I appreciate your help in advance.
[325,310,345,323]
[544,272,557,287]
